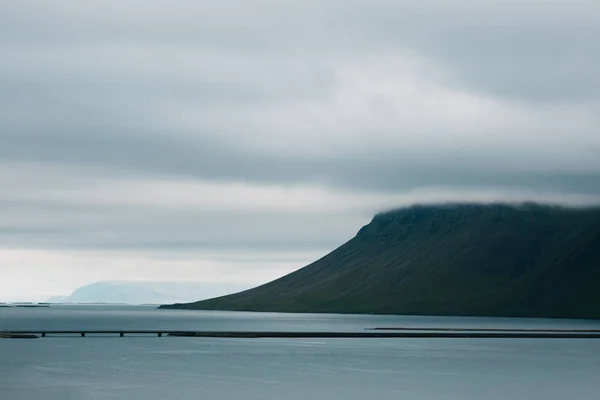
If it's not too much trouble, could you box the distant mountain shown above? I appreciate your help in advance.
[162,203,600,319]
[46,295,68,303]
[52,281,251,305]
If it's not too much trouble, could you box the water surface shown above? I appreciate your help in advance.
[2,306,600,399]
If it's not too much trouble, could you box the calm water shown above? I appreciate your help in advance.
[2,306,600,399]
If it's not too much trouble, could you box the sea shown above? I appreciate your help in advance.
[2,305,600,400]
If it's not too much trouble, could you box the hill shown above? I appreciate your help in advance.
[50,281,251,305]
[161,203,600,319]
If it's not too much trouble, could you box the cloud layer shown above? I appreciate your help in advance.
[1,0,599,300]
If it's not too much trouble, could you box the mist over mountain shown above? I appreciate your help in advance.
[163,203,600,319]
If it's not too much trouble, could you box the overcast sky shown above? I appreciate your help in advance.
[1,0,599,301]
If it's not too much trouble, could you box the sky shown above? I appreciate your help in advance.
[1,0,599,301]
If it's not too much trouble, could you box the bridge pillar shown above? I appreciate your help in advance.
[158,332,162,337]
[41,333,46,338]
[81,333,85,337]
[120,332,124,337]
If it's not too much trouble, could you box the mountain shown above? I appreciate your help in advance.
[51,281,251,305]
[46,295,68,303]
[162,203,600,319]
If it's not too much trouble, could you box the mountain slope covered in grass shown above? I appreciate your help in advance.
[162,203,600,319]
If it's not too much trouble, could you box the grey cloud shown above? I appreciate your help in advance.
[1,125,599,195]
[343,3,600,101]
[0,197,363,252]
[3,1,598,101]
[424,27,600,102]
[1,0,600,257]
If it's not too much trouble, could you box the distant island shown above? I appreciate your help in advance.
[47,281,252,305]
[161,203,600,319]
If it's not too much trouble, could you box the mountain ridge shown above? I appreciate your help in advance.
[161,203,600,319]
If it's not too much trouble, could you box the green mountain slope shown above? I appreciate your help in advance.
[162,203,600,318]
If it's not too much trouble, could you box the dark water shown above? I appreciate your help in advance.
[2,306,600,399]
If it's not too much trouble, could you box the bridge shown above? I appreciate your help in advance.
[3,329,600,339]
